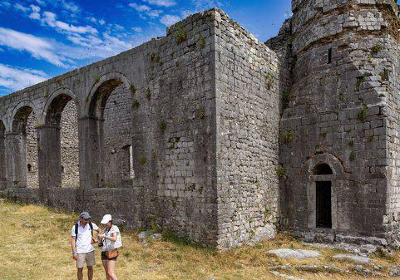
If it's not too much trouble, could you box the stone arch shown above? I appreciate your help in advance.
[86,72,132,118]
[40,88,80,189]
[42,88,78,125]
[80,72,133,189]
[7,102,39,188]
[10,102,39,133]
[303,153,345,230]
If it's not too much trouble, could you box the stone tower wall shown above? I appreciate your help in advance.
[270,0,399,243]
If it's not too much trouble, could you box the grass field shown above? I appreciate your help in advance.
[1,201,400,280]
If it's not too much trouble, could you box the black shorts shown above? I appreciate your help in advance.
[101,251,118,261]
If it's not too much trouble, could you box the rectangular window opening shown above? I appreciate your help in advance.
[328,48,332,64]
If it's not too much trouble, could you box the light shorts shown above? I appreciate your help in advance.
[76,251,95,268]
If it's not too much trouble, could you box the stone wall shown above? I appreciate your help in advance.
[268,0,399,243]
[215,11,280,248]
[26,112,38,188]
[1,9,279,248]
[60,101,79,188]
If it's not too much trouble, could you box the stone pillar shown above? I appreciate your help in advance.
[5,132,27,188]
[0,130,6,190]
[78,116,105,189]
[37,125,61,201]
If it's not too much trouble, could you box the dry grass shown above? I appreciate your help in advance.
[1,201,400,280]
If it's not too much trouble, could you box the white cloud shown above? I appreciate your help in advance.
[0,27,69,67]
[61,0,79,13]
[15,3,29,12]
[192,0,223,11]
[128,2,163,18]
[29,4,41,20]
[160,14,180,26]
[144,0,176,7]
[129,3,151,12]
[0,64,48,91]
[35,0,46,6]
[147,9,163,18]
[132,27,143,32]
[99,19,105,25]
[41,11,98,34]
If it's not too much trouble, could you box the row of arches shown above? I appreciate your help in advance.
[0,73,135,192]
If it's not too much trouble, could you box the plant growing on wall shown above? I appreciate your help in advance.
[159,120,166,132]
[130,84,136,95]
[280,130,293,144]
[356,75,366,91]
[276,165,287,178]
[379,69,389,82]
[56,78,63,86]
[199,106,206,119]
[357,104,367,121]
[147,52,160,63]
[349,151,356,161]
[265,73,274,90]
[132,100,140,109]
[139,156,147,165]
[282,90,292,109]
[176,26,187,44]
[371,44,382,55]
[146,88,152,101]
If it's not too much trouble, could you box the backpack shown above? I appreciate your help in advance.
[75,222,93,240]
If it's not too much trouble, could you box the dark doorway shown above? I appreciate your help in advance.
[316,181,332,228]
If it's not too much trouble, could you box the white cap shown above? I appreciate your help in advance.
[101,214,112,224]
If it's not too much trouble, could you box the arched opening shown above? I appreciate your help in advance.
[45,93,79,188]
[313,163,333,175]
[86,78,133,188]
[10,106,38,188]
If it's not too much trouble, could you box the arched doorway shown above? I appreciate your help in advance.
[8,105,38,188]
[313,163,333,228]
[81,75,133,188]
[43,93,79,188]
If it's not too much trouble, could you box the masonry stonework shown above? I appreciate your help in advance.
[3,1,400,249]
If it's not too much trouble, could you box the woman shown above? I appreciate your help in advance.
[98,214,122,280]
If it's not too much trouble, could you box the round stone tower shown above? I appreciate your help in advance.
[272,0,400,245]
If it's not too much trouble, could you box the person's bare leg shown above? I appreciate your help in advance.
[87,266,93,280]
[77,268,83,280]
[102,260,111,280]
[107,260,118,280]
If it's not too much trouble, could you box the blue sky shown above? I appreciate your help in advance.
[0,0,292,96]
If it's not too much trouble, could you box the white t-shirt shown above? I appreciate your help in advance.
[102,225,122,252]
[71,221,99,254]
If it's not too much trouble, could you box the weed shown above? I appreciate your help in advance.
[265,73,274,89]
[356,76,366,91]
[159,120,166,132]
[380,69,389,81]
[176,26,187,44]
[371,44,382,55]
[339,93,344,101]
[282,90,292,109]
[44,92,50,98]
[199,107,206,119]
[130,84,136,95]
[348,140,354,147]
[147,52,160,63]
[357,104,367,121]
[320,131,327,138]
[94,76,100,84]
[56,78,62,86]
[281,130,293,144]
[276,165,287,178]
[132,100,140,109]
[146,88,151,101]
[349,151,356,161]
[139,156,147,165]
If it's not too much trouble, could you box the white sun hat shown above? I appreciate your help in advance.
[101,214,112,224]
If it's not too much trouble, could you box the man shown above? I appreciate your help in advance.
[71,211,99,280]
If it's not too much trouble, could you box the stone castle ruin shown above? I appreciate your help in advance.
[1,0,400,249]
